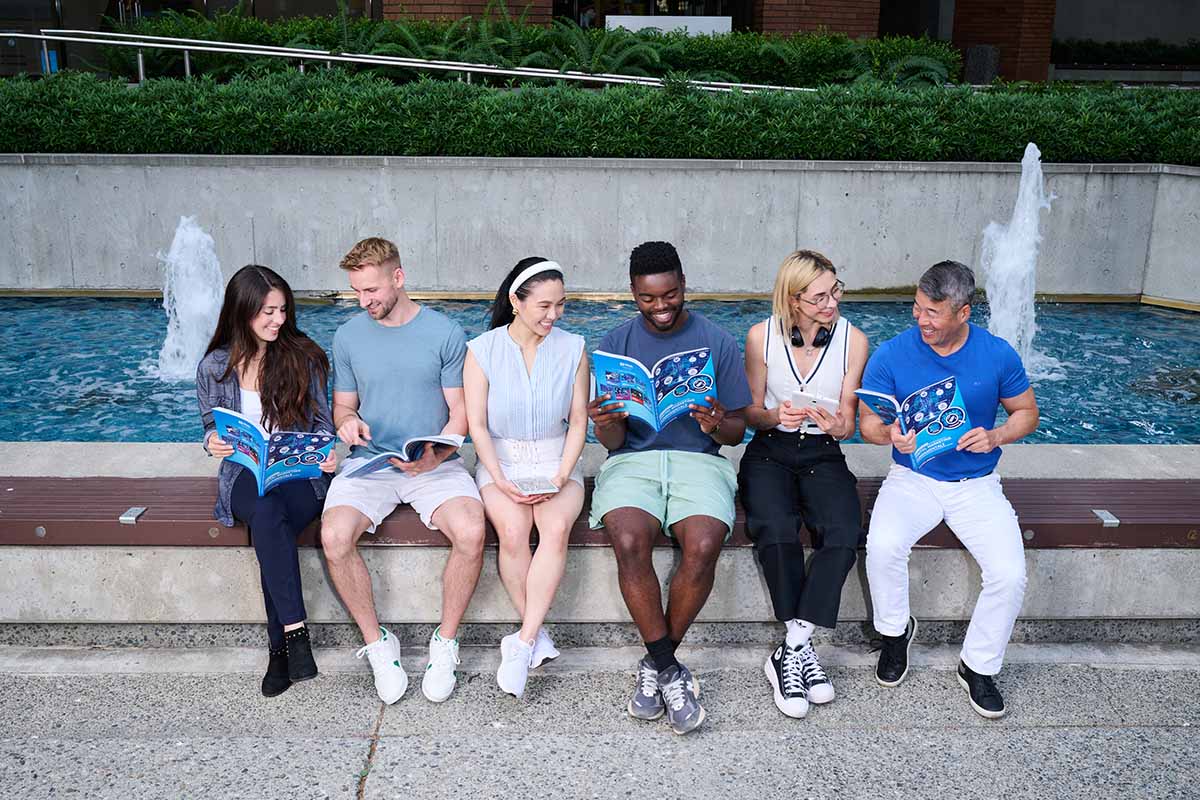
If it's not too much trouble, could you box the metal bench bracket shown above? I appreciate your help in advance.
[1091,509,1120,528]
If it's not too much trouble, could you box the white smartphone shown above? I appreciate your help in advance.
[791,389,839,416]
[511,477,561,496]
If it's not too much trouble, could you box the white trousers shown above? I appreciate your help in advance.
[866,464,1027,675]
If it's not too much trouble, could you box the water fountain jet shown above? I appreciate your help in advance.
[156,216,223,382]
[981,142,1063,380]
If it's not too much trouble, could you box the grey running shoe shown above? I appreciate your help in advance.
[627,657,665,721]
[659,663,705,735]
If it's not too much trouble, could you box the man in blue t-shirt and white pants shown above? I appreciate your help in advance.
[859,261,1039,719]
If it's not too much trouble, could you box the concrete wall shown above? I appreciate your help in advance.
[3,546,1197,624]
[1143,166,1200,306]
[1054,0,1200,46]
[0,155,1195,306]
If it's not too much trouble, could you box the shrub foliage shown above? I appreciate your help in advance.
[97,5,962,88]
[3,71,1197,164]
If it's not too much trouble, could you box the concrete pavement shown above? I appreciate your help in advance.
[3,643,1198,799]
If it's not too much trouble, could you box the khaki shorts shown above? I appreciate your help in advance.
[324,456,480,532]
[588,450,738,538]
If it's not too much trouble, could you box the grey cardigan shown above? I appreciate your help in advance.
[196,347,334,527]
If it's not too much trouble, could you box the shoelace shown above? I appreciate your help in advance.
[354,640,379,661]
[871,635,906,672]
[430,638,461,669]
[781,647,806,695]
[798,643,828,686]
[660,675,688,712]
[637,663,659,698]
[972,673,1002,704]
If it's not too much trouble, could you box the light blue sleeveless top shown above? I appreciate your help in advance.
[467,325,586,441]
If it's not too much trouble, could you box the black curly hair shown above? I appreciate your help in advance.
[629,241,683,281]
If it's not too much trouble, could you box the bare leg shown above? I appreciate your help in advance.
[604,506,667,642]
[430,496,487,640]
[481,485,535,619]
[520,481,585,642]
[319,505,380,643]
[665,515,726,644]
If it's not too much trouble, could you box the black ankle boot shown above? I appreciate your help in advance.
[262,645,292,698]
[285,626,318,683]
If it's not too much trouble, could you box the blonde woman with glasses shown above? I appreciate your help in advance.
[739,250,869,719]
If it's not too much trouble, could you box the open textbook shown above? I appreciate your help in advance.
[593,347,717,432]
[211,407,336,496]
[342,434,466,478]
[855,376,972,470]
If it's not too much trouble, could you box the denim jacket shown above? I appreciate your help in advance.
[196,347,334,527]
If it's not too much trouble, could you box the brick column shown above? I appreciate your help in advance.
[752,0,880,38]
[952,0,1056,82]
[383,0,551,25]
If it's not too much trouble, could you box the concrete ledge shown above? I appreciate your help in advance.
[2,545,1196,624]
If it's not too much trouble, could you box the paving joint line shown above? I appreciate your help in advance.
[355,702,386,800]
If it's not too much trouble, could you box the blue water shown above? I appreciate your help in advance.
[2,298,1197,444]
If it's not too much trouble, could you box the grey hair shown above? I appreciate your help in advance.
[918,260,976,309]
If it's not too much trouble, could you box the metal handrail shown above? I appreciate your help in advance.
[42,29,814,92]
[16,29,815,93]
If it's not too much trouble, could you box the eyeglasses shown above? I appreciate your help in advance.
[795,280,845,308]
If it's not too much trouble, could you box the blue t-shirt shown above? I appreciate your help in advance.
[860,323,1030,481]
[332,307,467,460]
[599,311,752,457]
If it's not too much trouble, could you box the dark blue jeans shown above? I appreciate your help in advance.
[230,469,327,649]
[737,430,864,628]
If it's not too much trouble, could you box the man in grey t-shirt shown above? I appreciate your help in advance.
[321,237,486,706]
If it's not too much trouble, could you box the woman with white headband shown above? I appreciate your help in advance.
[464,256,589,698]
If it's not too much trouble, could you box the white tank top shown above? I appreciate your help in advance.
[239,388,273,433]
[762,315,852,433]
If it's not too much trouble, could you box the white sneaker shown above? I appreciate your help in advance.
[422,628,460,703]
[354,626,407,705]
[530,628,560,669]
[496,632,534,698]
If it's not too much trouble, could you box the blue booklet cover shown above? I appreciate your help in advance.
[341,434,466,479]
[592,347,717,432]
[211,407,336,496]
[855,377,972,471]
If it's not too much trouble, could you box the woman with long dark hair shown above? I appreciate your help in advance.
[196,264,336,697]
[464,256,588,698]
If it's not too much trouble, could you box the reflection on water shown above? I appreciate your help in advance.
[1,298,1197,444]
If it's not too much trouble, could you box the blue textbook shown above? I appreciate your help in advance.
[855,377,972,471]
[342,434,466,479]
[593,347,717,432]
[211,407,336,496]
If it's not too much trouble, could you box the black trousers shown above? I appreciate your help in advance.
[737,430,863,628]
[230,470,327,649]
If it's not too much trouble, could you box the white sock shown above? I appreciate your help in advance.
[785,619,815,648]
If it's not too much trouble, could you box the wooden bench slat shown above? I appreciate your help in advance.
[2,476,1197,549]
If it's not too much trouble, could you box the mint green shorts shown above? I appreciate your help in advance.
[588,450,738,537]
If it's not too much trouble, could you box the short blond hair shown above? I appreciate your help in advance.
[339,237,400,272]
[770,249,836,326]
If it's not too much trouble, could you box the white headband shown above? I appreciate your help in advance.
[509,260,564,295]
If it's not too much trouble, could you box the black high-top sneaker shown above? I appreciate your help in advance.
[262,645,291,698]
[284,626,318,683]
[957,660,1007,719]
[763,640,809,719]
[874,616,917,687]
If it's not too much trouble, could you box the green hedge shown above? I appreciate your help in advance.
[4,71,1198,164]
[101,8,961,87]
[1052,38,1200,66]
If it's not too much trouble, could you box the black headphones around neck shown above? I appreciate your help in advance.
[791,323,832,349]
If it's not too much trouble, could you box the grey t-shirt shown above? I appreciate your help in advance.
[599,310,752,457]
[332,307,467,460]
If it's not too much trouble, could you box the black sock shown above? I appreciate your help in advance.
[646,636,678,673]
